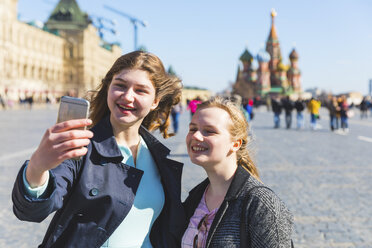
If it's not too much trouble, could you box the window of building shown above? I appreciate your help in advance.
[69,46,74,58]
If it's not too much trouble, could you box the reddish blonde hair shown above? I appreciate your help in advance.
[196,96,260,179]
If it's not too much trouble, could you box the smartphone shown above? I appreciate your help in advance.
[57,96,90,160]
[57,96,90,126]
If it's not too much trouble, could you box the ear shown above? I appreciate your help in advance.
[150,98,160,110]
[231,139,242,153]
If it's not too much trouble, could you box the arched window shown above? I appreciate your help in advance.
[69,46,74,58]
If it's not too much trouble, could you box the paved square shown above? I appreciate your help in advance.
[1,106,371,247]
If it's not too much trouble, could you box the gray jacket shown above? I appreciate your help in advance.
[183,166,294,247]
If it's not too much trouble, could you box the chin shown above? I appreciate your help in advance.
[190,157,207,167]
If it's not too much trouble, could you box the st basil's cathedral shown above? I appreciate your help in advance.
[233,9,301,99]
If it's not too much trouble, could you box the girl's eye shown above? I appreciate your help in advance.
[136,89,147,93]
[188,128,197,132]
[114,84,126,89]
[206,130,216,134]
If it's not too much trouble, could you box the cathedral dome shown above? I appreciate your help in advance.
[240,49,253,63]
[257,49,271,62]
[277,62,289,71]
[289,48,299,60]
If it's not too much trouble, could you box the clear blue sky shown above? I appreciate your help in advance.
[18,0,372,95]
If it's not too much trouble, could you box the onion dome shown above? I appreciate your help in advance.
[289,48,299,61]
[257,49,271,62]
[239,49,253,63]
[277,62,289,71]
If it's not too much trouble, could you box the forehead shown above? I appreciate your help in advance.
[192,107,232,127]
[113,69,153,85]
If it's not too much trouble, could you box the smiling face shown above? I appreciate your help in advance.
[107,69,159,131]
[186,107,238,168]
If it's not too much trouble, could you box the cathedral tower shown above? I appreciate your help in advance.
[266,9,282,87]
[287,48,301,93]
[256,49,271,94]
[233,48,256,99]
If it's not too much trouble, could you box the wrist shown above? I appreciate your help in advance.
[26,158,49,188]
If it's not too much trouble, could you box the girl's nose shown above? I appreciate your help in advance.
[122,88,134,102]
[192,130,203,141]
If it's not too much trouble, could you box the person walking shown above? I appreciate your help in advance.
[327,96,340,131]
[271,96,282,128]
[181,97,293,247]
[12,51,186,247]
[340,96,349,133]
[0,93,6,109]
[171,102,183,134]
[359,97,368,119]
[294,97,305,129]
[282,96,294,129]
[243,98,255,122]
[188,97,202,119]
[307,97,321,130]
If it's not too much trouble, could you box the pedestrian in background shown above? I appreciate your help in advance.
[359,97,368,119]
[243,98,255,122]
[327,96,340,131]
[181,97,293,247]
[0,93,6,109]
[294,97,305,129]
[340,95,349,133]
[188,97,202,118]
[12,51,186,247]
[171,102,183,134]
[282,96,294,129]
[271,96,282,128]
[307,97,321,130]
[368,97,372,117]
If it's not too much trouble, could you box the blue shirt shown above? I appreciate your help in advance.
[23,136,165,248]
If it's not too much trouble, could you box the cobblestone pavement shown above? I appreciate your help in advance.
[0,106,371,247]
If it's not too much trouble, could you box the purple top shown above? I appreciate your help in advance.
[181,186,219,248]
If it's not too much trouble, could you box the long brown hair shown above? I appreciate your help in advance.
[88,51,182,138]
[196,97,260,179]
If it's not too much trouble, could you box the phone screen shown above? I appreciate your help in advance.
[56,96,90,160]
[57,102,88,123]
[57,96,89,124]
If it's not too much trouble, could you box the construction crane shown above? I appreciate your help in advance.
[91,15,117,39]
[104,5,147,51]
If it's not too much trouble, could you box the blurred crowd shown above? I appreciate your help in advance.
[268,95,372,134]
[173,95,372,135]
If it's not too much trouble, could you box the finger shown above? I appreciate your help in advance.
[53,138,91,152]
[52,130,93,143]
[57,147,89,161]
[52,119,92,133]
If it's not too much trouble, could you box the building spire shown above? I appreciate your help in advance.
[45,0,91,31]
[269,8,278,41]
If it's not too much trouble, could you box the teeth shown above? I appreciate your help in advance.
[192,146,207,151]
[118,104,133,110]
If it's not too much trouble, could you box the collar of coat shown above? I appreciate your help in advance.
[90,115,170,160]
[189,165,252,202]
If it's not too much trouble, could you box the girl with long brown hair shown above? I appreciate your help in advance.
[12,51,185,247]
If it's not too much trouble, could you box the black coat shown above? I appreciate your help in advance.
[271,98,283,114]
[12,116,185,248]
[183,166,294,247]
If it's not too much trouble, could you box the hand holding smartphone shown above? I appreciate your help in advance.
[56,96,90,160]
[57,96,90,127]
[26,96,93,188]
